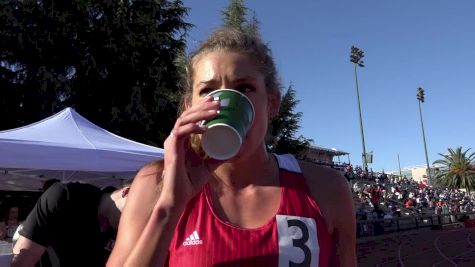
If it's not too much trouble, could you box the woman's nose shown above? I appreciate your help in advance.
[218,81,233,90]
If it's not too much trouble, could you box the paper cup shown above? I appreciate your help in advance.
[201,89,254,160]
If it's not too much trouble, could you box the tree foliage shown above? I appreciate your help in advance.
[433,147,475,192]
[268,84,313,158]
[0,0,190,146]
[221,0,258,35]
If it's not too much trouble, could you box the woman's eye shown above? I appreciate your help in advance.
[199,88,213,97]
[235,84,255,94]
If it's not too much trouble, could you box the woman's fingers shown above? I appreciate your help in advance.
[180,98,219,119]
[171,123,208,140]
[180,95,217,116]
[176,109,218,128]
[167,96,220,141]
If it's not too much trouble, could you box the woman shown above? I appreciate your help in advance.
[108,27,356,267]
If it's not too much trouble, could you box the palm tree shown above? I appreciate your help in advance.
[433,147,475,192]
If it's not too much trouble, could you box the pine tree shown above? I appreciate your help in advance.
[245,11,260,35]
[268,84,313,158]
[0,0,191,146]
[222,0,247,29]
[221,0,258,35]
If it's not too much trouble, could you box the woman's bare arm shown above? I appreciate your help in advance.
[330,173,357,266]
[123,195,186,266]
[300,162,357,267]
[107,160,164,267]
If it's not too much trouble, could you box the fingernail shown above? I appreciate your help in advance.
[213,96,220,101]
[216,110,220,114]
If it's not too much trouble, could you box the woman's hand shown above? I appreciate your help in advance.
[160,95,220,208]
[111,97,220,267]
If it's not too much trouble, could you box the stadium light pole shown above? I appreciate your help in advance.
[350,46,368,173]
[417,87,431,181]
[397,153,402,178]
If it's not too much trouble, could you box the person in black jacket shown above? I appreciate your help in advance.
[11,181,130,267]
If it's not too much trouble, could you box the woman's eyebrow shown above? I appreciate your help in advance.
[197,78,219,85]
[234,76,257,83]
[197,76,257,85]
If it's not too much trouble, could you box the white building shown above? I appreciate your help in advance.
[389,165,439,184]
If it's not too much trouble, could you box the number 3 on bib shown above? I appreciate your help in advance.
[276,215,319,267]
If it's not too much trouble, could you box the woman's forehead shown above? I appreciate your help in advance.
[193,51,262,83]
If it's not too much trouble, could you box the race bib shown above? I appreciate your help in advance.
[276,215,319,267]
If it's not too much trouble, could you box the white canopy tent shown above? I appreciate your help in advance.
[0,108,164,191]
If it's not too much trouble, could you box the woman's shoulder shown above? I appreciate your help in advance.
[272,154,349,196]
[297,160,350,196]
[297,160,353,230]
[136,159,164,177]
[129,159,165,195]
[299,161,352,214]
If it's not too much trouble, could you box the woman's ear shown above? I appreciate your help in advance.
[268,89,281,120]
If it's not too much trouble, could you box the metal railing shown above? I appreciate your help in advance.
[356,212,475,238]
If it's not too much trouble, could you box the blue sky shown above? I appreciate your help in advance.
[182,0,475,172]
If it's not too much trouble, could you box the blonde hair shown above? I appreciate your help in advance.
[179,27,281,110]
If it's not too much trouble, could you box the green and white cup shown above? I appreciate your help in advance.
[201,89,255,160]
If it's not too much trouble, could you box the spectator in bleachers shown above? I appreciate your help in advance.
[349,166,475,237]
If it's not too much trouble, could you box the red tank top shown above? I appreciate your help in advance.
[167,154,333,266]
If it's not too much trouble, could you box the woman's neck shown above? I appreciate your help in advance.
[211,150,279,191]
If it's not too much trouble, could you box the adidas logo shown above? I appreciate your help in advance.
[183,230,203,246]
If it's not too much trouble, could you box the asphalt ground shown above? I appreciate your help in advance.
[357,227,475,267]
